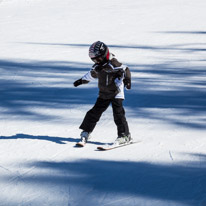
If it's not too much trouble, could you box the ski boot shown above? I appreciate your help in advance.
[76,131,91,147]
[113,133,132,146]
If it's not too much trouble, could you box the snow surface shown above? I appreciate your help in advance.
[0,0,206,205]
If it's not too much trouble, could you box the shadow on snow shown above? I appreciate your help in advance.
[0,133,106,145]
[0,133,75,144]
[0,38,206,129]
[1,155,206,205]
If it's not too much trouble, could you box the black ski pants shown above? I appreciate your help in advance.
[79,97,129,136]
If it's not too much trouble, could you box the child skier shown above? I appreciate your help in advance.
[73,41,132,147]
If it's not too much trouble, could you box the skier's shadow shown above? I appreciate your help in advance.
[0,133,105,145]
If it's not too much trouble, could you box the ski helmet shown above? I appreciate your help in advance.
[89,41,109,63]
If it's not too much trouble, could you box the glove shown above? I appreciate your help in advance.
[123,78,131,89]
[73,79,83,87]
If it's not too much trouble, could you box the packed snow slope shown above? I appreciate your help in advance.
[0,0,206,205]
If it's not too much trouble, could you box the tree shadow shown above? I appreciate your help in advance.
[0,59,98,121]
[1,38,206,129]
[23,37,206,52]
[1,154,206,205]
[124,62,206,129]
[160,31,206,35]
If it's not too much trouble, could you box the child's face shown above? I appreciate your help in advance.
[91,56,105,64]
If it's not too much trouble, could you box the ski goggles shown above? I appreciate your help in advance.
[91,56,105,64]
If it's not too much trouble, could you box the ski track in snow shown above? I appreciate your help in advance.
[0,0,206,205]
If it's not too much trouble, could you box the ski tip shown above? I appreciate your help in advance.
[75,142,85,147]
[97,146,107,151]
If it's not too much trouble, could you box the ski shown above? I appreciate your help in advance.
[97,140,141,151]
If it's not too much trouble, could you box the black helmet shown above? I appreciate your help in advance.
[89,41,109,63]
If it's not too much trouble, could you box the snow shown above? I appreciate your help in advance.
[0,0,206,205]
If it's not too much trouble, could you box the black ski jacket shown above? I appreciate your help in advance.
[82,54,131,99]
